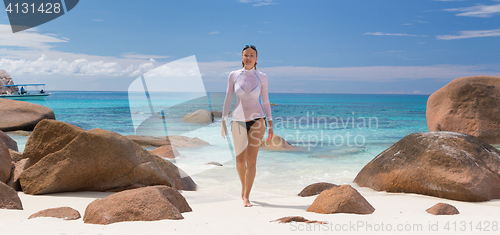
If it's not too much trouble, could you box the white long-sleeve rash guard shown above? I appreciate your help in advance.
[221,67,272,122]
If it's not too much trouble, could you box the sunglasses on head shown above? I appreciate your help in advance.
[243,44,257,51]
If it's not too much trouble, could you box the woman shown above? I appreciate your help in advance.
[221,44,273,207]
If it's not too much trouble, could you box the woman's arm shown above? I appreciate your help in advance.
[260,74,273,140]
[260,73,272,121]
[222,72,235,122]
[221,72,235,138]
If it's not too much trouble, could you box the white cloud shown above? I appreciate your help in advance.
[0,24,171,78]
[208,31,220,35]
[4,56,500,90]
[239,0,276,7]
[0,54,158,77]
[436,28,500,40]
[0,25,497,91]
[0,24,67,50]
[364,32,417,37]
[198,61,241,80]
[444,3,500,17]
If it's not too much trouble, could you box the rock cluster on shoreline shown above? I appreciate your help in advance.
[0,118,196,224]
[2,75,499,227]
[354,75,500,202]
[19,119,196,194]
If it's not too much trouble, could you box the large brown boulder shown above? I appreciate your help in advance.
[29,207,81,220]
[354,132,500,202]
[19,120,196,194]
[0,131,18,151]
[427,76,500,144]
[306,184,374,214]
[0,99,55,132]
[0,181,23,210]
[83,185,191,225]
[0,140,12,183]
[0,70,16,94]
[23,119,85,168]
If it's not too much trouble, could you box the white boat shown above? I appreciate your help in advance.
[0,84,50,100]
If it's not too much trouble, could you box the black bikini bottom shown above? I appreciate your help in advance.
[232,117,267,134]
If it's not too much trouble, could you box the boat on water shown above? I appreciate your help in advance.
[0,84,50,100]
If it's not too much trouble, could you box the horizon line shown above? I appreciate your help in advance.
[45,90,432,95]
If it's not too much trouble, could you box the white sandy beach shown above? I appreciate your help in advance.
[1,185,499,235]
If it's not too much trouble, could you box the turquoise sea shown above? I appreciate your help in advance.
[13,91,430,198]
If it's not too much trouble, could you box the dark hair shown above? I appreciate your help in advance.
[242,44,258,69]
[242,44,258,56]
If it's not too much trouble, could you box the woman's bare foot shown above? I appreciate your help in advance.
[243,197,252,207]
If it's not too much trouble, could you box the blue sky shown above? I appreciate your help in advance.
[1,0,499,94]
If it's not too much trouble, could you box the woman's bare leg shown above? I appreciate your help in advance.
[242,118,266,207]
[231,121,248,200]
[236,150,247,200]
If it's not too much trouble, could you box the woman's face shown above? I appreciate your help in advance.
[242,48,258,69]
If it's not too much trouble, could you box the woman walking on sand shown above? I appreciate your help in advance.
[221,44,273,207]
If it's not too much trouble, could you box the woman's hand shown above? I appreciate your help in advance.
[221,121,227,139]
[267,127,273,141]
